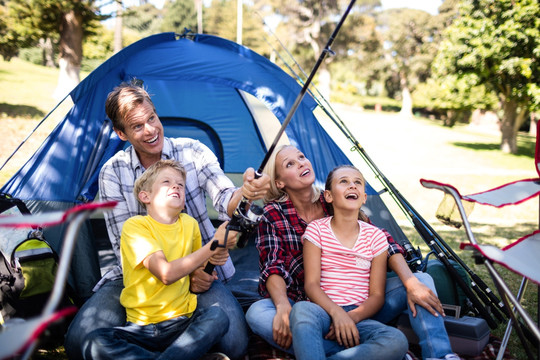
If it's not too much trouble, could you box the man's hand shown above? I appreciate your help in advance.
[190,266,216,293]
[406,277,445,317]
[214,221,238,249]
[241,167,270,200]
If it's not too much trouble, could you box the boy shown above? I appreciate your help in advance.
[83,160,237,360]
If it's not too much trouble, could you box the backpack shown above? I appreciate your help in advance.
[0,194,70,326]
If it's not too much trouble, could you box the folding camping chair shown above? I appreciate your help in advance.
[0,201,116,360]
[420,123,540,360]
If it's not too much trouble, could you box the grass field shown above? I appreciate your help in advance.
[1,58,538,359]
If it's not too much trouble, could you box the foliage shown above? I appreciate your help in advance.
[161,0,198,34]
[18,47,44,65]
[374,8,441,102]
[0,3,19,60]
[123,2,162,36]
[203,0,270,57]
[432,0,540,153]
[0,0,105,58]
[413,75,498,126]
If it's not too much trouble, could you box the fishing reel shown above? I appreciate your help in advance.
[229,198,264,249]
[402,242,424,272]
[204,197,263,274]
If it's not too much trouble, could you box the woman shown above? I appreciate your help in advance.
[245,145,458,360]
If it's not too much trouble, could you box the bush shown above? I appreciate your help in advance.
[18,48,43,66]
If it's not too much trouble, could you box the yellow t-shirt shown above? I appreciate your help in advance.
[120,213,201,325]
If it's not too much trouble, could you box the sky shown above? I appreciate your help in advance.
[114,0,444,15]
[381,0,443,15]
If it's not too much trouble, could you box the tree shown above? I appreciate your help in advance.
[2,0,104,100]
[432,0,540,154]
[267,0,380,100]
[122,2,162,37]
[161,0,197,34]
[203,0,271,57]
[375,8,439,117]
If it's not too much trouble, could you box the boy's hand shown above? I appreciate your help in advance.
[209,248,229,266]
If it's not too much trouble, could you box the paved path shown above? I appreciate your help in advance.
[320,104,537,225]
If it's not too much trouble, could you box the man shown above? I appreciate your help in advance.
[65,81,270,360]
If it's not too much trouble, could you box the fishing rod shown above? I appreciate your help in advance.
[204,0,357,275]
[259,14,508,327]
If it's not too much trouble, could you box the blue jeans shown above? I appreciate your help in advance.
[290,301,408,360]
[372,272,453,359]
[65,279,249,360]
[82,306,228,360]
[246,298,353,355]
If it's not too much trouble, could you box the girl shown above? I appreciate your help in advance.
[290,165,408,360]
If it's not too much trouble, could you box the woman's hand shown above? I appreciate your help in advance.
[327,308,360,348]
[272,303,293,349]
[405,277,444,317]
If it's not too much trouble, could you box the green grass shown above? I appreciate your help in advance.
[1,58,538,360]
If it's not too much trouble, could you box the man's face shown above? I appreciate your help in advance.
[115,99,164,164]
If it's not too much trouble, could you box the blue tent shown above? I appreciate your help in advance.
[1,32,407,300]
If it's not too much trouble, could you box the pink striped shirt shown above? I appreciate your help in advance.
[303,217,388,306]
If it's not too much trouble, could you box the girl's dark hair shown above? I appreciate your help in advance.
[325,165,361,191]
[325,165,369,222]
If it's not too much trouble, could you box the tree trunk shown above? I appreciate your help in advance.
[114,0,123,54]
[399,72,413,118]
[500,99,519,154]
[53,9,83,100]
[318,67,331,101]
[39,38,55,67]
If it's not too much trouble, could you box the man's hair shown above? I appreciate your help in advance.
[134,159,187,208]
[105,79,155,132]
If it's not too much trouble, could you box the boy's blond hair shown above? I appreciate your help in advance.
[134,159,186,208]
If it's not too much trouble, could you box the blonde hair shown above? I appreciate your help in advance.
[263,144,320,203]
[134,159,186,208]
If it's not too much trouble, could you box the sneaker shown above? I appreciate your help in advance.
[199,353,230,360]
[426,355,461,360]
[444,355,461,360]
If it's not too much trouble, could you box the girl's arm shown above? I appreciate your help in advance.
[267,274,293,349]
[347,251,388,323]
[304,240,360,348]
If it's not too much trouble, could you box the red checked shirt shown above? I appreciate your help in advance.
[256,192,405,302]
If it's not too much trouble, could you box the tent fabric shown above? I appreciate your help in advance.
[1,32,408,299]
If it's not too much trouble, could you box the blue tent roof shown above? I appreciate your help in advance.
[2,32,354,203]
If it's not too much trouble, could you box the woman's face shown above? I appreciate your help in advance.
[274,147,316,192]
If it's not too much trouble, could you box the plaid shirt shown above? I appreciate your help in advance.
[256,192,404,302]
[94,137,236,291]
